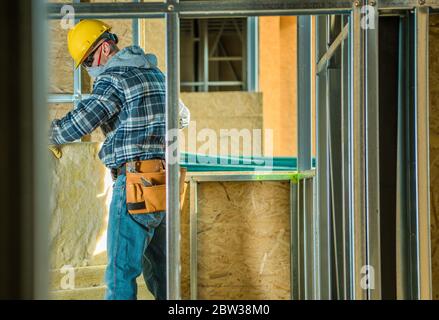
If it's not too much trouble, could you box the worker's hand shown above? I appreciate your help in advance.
[48,145,62,159]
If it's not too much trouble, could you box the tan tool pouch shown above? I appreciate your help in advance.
[126,167,186,214]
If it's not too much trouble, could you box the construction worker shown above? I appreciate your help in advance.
[48,20,189,300]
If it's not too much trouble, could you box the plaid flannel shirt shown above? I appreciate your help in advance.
[49,65,166,169]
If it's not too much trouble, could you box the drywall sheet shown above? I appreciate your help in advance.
[181,180,291,299]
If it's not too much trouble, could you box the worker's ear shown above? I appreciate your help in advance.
[102,42,112,57]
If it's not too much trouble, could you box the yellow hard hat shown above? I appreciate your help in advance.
[67,19,111,69]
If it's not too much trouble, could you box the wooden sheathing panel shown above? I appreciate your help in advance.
[181,180,291,299]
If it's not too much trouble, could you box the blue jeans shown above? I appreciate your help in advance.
[105,174,167,300]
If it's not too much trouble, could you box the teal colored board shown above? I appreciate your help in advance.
[179,153,316,172]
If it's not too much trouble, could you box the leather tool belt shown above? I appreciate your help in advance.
[120,159,186,214]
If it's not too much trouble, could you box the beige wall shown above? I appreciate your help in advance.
[259,17,297,157]
[259,16,316,157]
[180,92,263,157]
[140,18,166,72]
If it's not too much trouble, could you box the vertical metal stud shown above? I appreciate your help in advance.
[304,178,315,299]
[316,14,331,300]
[396,13,409,299]
[33,0,50,300]
[132,0,140,46]
[312,175,320,299]
[341,16,352,300]
[242,18,248,91]
[165,0,181,300]
[247,17,258,92]
[298,179,305,298]
[290,180,300,299]
[350,3,368,300]
[189,179,198,300]
[412,6,432,300]
[350,0,381,300]
[297,15,313,300]
[397,7,432,300]
[327,67,343,299]
[326,15,344,300]
[298,15,312,172]
[364,0,381,300]
[199,20,209,92]
[73,0,81,107]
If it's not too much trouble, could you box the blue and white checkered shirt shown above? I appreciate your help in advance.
[49,47,168,169]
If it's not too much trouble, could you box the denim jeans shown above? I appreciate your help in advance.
[104,174,166,300]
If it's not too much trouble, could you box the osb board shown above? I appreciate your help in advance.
[50,142,108,269]
[429,16,439,300]
[180,181,291,300]
[179,92,264,157]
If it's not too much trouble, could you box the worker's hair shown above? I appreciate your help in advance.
[97,32,119,53]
